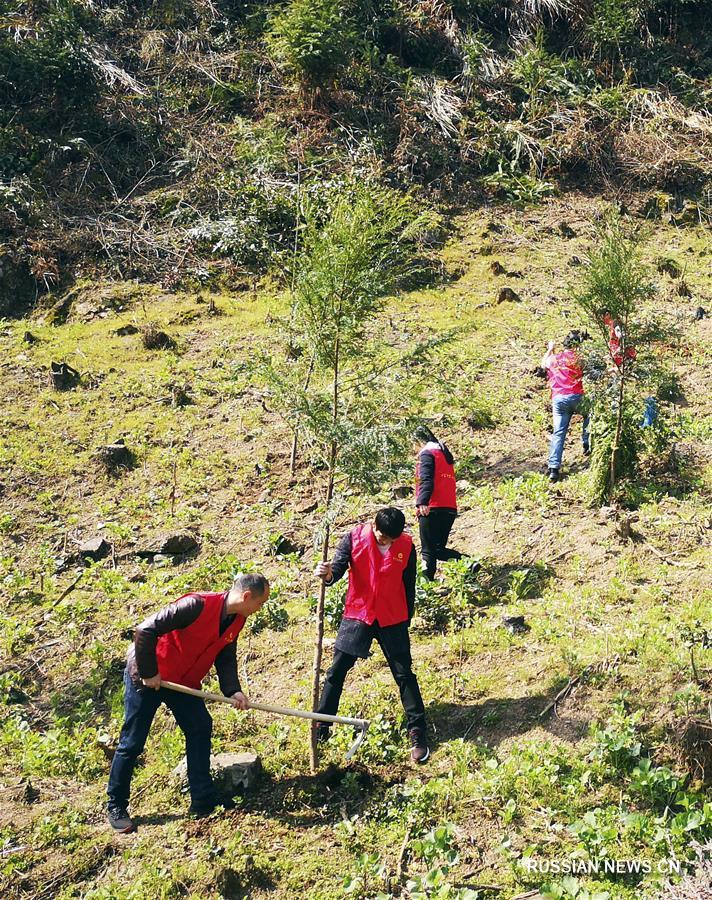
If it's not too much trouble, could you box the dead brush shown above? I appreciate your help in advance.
[678,717,712,784]
[615,92,712,188]
[556,105,616,174]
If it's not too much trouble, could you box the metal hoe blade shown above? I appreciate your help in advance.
[345,724,369,761]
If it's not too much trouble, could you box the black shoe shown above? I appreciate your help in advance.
[583,446,591,457]
[108,806,136,833]
[467,559,482,576]
[548,468,560,483]
[189,795,236,817]
[315,723,331,744]
[409,728,430,764]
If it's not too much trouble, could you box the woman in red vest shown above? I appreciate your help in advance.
[106,573,269,833]
[314,507,430,763]
[414,426,462,579]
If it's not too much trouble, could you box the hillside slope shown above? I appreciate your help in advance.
[2,0,711,309]
[0,196,711,899]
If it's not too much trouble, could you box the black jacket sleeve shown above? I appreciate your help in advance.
[215,640,241,697]
[416,450,435,506]
[404,545,417,620]
[327,531,353,584]
[134,595,204,679]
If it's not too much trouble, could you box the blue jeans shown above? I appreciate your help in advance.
[642,397,658,427]
[107,669,214,811]
[548,393,590,470]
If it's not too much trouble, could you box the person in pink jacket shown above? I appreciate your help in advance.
[542,332,590,482]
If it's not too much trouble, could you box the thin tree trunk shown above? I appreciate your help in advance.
[309,455,335,772]
[610,347,627,498]
[310,333,340,772]
[290,356,315,475]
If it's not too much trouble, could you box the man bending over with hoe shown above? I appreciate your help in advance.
[107,573,269,832]
[314,507,430,763]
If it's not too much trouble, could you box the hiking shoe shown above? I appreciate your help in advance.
[409,728,430,764]
[315,723,331,744]
[547,467,560,483]
[467,559,482,576]
[188,795,236,818]
[108,806,136,833]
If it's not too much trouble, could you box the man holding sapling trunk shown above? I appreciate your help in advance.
[106,573,269,833]
[314,507,430,763]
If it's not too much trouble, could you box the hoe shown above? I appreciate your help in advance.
[163,681,370,761]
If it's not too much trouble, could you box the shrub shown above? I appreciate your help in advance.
[585,0,643,58]
[0,0,101,177]
[141,323,176,350]
[587,397,639,505]
[267,0,361,90]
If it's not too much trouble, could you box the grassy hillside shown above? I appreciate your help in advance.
[1,196,710,899]
[2,0,711,310]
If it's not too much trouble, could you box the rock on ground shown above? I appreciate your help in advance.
[78,537,112,561]
[497,287,521,304]
[173,752,262,795]
[136,532,200,557]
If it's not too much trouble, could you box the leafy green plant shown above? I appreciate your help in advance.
[407,823,478,899]
[413,569,478,634]
[248,598,289,635]
[342,851,386,897]
[267,0,361,92]
[0,713,104,780]
[589,704,643,772]
[585,0,641,59]
[569,807,620,859]
[505,566,547,602]
[346,713,403,764]
[541,876,611,900]
[629,758,684,811]
[482,162,554,207]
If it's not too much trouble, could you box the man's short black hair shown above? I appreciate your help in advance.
[413,425,436,444]
[231,573,268,597]
[375,507,406,539]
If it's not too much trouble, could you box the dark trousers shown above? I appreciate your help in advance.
[419,508,461,578]
[107,669,214,811]
[317,636,427,732]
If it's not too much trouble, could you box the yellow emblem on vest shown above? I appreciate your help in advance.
[397,552,403,559]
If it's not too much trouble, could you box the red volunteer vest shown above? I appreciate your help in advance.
[344,524,412,627]
[155,592,245,689]
[416,447,457,509]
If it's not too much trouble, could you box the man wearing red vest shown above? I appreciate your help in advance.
[106,573,269,833]
[414,425,462,580]
[314,508,430,763]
